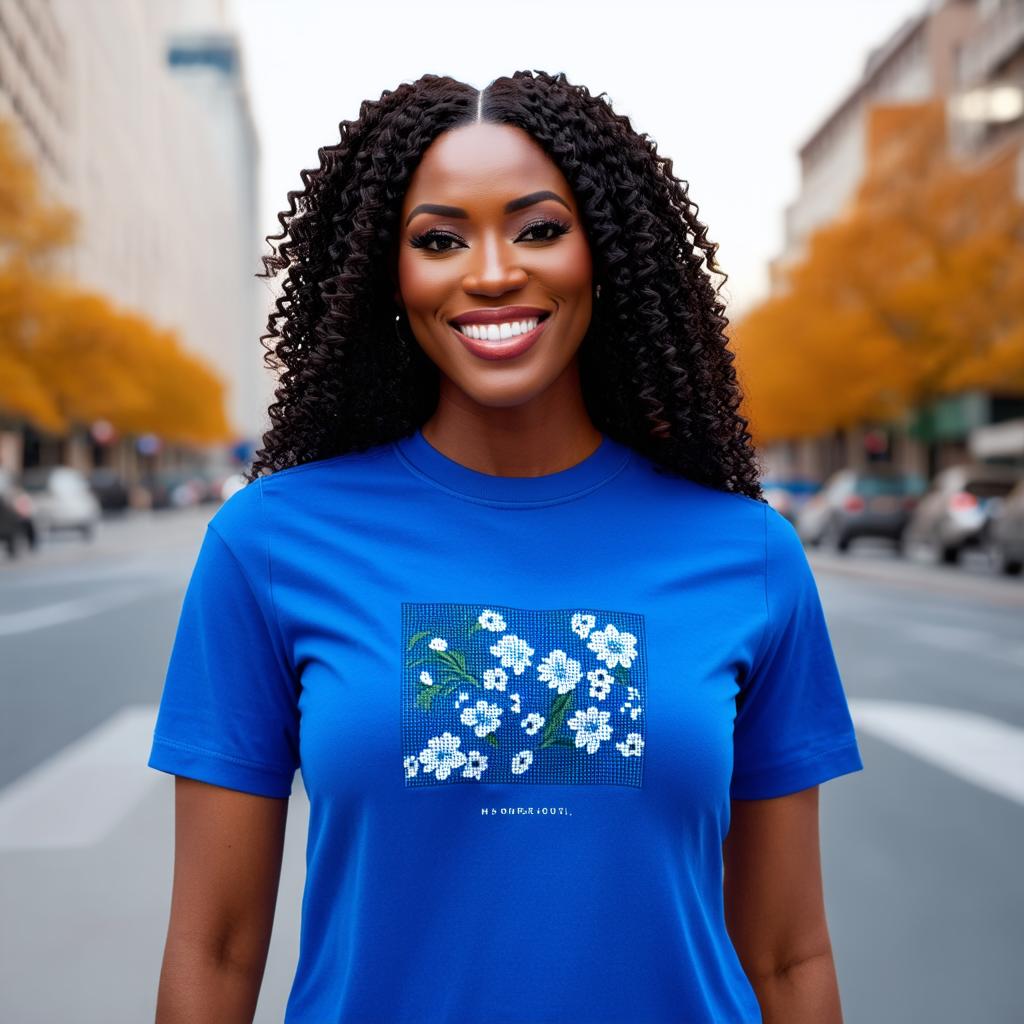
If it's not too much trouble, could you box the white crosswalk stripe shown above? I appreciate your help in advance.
[850,699,1024,806]
[0,705,161,850]
[2,700,1018,852]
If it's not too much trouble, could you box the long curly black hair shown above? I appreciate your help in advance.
[247,70,763,500]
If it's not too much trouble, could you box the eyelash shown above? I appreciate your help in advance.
[408,218,571,252]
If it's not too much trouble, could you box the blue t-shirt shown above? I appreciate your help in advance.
[148,427,863,1023]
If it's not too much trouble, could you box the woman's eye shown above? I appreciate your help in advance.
[409,219,570,252]
[517,219,571,243]
[409,231,464,253]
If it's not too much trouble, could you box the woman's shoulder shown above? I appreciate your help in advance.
[207,440,397,542]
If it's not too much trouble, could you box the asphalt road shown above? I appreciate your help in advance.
[1,507,1021,1023]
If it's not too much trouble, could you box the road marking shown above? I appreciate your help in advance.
[832,608,1024,670]
[850,699,1024,806]
[0,582,175,637]
[0,705,160,850]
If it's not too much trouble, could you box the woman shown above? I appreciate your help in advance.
[149,71,863,1023]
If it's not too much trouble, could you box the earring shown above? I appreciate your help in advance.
[394,311,408,345]
[595,284,602,300]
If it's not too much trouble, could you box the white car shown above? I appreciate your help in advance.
[18,466,102,540]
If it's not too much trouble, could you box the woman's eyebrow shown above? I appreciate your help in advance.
[405,190,571,226]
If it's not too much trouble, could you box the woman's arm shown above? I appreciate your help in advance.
[722,785,844,1024]
[154,777,289,1024]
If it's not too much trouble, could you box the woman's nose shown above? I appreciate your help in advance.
[462,234,528,296]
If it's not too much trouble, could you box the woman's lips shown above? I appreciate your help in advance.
[448,315,550,362]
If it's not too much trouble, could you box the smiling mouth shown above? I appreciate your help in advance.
[449,311,551,342]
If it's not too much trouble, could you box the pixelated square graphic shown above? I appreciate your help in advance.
[401,603,647,788]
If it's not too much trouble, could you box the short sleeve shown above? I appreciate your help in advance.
[730,505,863,800]
[148,485,300,798]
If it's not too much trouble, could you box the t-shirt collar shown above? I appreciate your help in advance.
[392,427,632,506]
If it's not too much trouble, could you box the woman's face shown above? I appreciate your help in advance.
[396,122,593,410]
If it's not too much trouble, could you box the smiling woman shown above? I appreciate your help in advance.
[247,70,760,489]
[148,70,863,1024]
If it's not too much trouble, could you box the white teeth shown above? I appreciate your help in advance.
[457,317,540,341]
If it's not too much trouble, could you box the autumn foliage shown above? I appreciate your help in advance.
[732,100,1024,445]
[0,118,232,443]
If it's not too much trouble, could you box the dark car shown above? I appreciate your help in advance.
[139,468,207,510]
[0,468,38,558]
[904,464,1024,564]
[983,478,1024,576]
[88,467,131,512]
[796,468,927,551]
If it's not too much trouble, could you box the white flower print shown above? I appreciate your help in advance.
[588,623,638,670]
[490,634,535,675]
[462,750,489,779]
[478,609,507,632]
[460,699,503,738]
[537,649,582,695]
[571,612,597,639]
[404,603,645,788]
[521,712,545,735]
[616,732,645,757]
[419,732,467,780]
[483,666,508,691]
[588,669,612,701]
[567,706,613,754]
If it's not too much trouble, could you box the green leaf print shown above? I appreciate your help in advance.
[434,649,476,685]
[484,733,499,749]
[613,664,630,685]
[539,690,575,749]
[407,630,431,651]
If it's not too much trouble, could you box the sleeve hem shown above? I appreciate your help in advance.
[148,735,294,798]
[730,738,864,801]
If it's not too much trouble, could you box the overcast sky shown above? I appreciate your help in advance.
[230,0,924,318]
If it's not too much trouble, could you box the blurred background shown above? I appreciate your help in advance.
[0,0,1021,1021]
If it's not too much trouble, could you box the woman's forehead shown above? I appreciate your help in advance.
[402,124,574,214]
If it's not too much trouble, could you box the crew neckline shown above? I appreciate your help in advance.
[391,427,633,506]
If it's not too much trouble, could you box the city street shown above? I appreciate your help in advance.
[1,507,1022,1024]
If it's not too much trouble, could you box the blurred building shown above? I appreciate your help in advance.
[763,0,1024,483]
[0,0,266,476]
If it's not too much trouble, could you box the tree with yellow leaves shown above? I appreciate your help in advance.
[0,118,233,445]
[733,99,1024,446]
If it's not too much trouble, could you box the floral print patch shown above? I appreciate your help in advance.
[401,604,647,788]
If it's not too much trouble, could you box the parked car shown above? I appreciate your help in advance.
[138,468,206,510]
[87,467,131,512]
[760,479,819,524]
[0,468,37,558]
[903,463,1024,564]
[17,465,101,540]
[220,472,249,501]
[982,478,1024,576]
[796,467,927,551]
